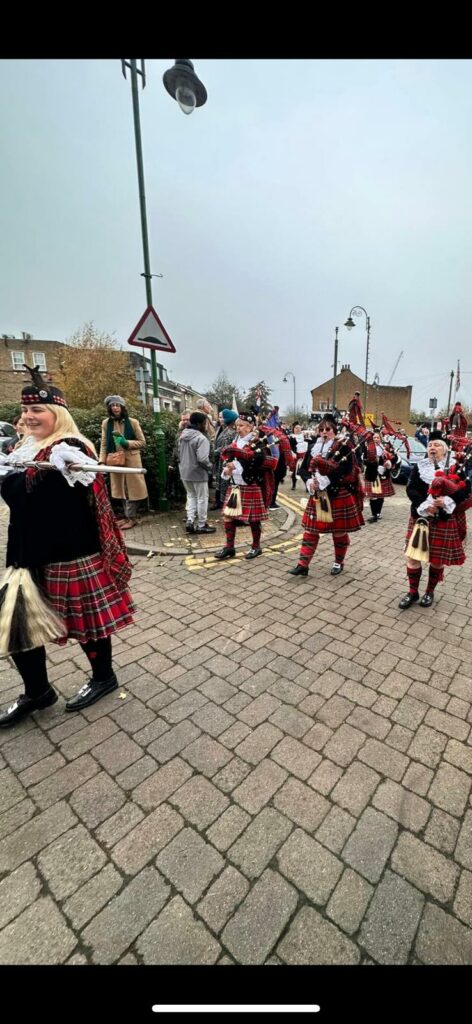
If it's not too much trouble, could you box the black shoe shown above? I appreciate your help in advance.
[0,687,58,728]
[65,674,118,712]
[245,547,262,559]
[330,563,344,576]
[269,503,279,510]
[195,524,217,534]
[398,592,419,609]
[419,592,434,608]
[214,548,236,560]
[288,564,309,576]
[185,522,195,533]
[367,516,379,523]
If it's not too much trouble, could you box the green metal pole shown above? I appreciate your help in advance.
[129,59,168,511]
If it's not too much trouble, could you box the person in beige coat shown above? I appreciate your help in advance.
[99,396,148,530]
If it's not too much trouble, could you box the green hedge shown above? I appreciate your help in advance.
[0,403,181,509]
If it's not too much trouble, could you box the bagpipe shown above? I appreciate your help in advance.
[307,429,364,523]
[221,429,275,517]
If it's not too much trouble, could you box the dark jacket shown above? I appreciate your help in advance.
[1,468,100,569]
[406,463,471,519]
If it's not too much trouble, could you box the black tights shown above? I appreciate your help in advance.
[12,637,113,698]
[370,498,384,518]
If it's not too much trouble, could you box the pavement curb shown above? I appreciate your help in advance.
[126,505,297,557]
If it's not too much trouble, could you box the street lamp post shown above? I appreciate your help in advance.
[332,327,339,410]
[122,58,207,511]
[283,371,296,419]
[344,306,371,411]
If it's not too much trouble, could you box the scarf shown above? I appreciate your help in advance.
[105,416,136,454]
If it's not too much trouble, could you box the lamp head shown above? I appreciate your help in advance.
[163,59,207,114]
[344,317,355,330]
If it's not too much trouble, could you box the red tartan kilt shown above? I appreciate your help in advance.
[458,495,472,512]
[405,515,466,566]
[455,510,467,542]
[223,483,268,523]
[41,552,135,644]
[302,489,364,534]
[364,476,395,498]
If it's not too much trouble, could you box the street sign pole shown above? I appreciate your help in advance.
[128,59,168,511]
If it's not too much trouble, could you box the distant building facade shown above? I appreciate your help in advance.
[128,352,218,418]
[0,334,67,405]
[311,365,413,431]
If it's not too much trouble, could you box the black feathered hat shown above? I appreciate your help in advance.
[21,365,68,409]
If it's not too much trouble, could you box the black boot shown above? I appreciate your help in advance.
[398,592,419,609]
[419,592,434,607]
[0,688,57,728]
[288,564,309,576]
[65,673,118,712]
[214,547,236,560]
[367,515,379,524]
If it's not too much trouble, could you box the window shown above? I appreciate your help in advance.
[33,352,47,371]
[163,401,172,410]
[11,351,25,371]
[319,401,328,411]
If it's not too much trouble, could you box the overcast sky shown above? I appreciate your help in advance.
[1,58,472,417]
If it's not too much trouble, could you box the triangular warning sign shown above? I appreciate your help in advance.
[127,305,176,353]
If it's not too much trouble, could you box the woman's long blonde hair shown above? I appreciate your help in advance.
[20,405,97,456]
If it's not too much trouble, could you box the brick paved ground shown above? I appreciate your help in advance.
[1,479,472,965]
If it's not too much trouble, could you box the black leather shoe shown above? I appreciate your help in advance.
[330,563,344,576]
[245,547,262,559]
[0,688,58,728]
[288,565,309,576]
[195,525,217,534]
[367,516,379,523]
[185,522,195,533]
[419,592,434,607]
[214,548,236,560]
[65,674,118,712]
[398,592,419,609]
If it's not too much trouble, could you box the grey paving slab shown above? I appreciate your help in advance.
[1,494,472,966]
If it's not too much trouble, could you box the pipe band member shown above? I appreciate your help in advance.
[398,431,471,609]
[0,366,134,727]
[288,414,364,577]
[215,414,277,561]
[364,431,400,523]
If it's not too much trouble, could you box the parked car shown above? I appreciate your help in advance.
[0,422,18,454]
[384,436,426,484]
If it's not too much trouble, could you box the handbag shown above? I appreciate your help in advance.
[106,448,126,467]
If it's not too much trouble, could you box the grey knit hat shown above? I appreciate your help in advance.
[105,395,125,407]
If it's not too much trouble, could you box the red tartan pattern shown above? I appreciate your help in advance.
[455,510,467,542]
[405,515,465,567]
[364,476,395,499]
[222,483,268,523]
[41,553,135,643]
[301,490,364,534]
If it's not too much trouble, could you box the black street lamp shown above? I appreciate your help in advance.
[283,371,296,418]
[122,58,208,510]
[344,305,371,410]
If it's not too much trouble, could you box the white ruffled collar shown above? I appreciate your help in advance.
[418,457,446,485]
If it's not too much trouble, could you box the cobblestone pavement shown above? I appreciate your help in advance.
[1,480,472,965]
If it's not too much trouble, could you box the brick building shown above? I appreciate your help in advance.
[311,365,413,431]
[0,334,67,405]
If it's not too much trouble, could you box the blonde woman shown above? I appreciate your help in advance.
[0,367,134,727]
